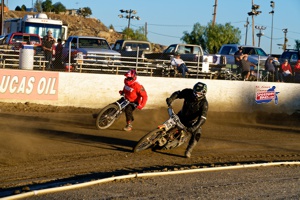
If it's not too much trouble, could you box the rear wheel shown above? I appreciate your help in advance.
[95,104,119,130]
[133,128,164,153]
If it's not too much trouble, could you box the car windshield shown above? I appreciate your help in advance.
[79,38,110,49]
[243,47,268,56]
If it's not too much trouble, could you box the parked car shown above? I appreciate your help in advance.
[0,32,43,55]
[279,49,299,71]
[218,44,269,67]
[112,39,153,60]
[62,36,121,66]
[145,43,204,62]
[112,40,152,53]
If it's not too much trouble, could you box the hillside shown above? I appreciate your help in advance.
[3,11,164,52]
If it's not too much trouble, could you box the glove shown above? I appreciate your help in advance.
[136,105,143,110]
[119,90,124,95]
[166,98,172,106]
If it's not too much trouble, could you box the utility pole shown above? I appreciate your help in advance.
[145,22,148,38]
[255,26,266,47]
[244,17,249,45]
[212,0,218,27]
[282,28,288,51]
[269,1,275,55]
[0,0,4,35]
[248,0,261,46]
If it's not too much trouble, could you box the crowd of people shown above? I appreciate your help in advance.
[234,46,300,83]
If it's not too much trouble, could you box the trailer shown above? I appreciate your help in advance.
[3,13,68,42]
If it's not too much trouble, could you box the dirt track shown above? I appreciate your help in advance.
[0,102,299,197]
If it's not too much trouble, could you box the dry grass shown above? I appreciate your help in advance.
[4,11,165,52]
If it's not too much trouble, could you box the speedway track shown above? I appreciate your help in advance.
[0,103,299,197]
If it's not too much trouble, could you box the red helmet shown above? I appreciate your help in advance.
[124,69,137,86]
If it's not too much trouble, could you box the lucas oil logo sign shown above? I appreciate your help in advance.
[0,70,59,100]
[255,86,279,105]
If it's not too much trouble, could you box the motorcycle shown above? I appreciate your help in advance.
[133,106,191,153]
[95,96,137,130]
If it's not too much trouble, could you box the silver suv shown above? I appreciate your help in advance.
[218,44,269,67]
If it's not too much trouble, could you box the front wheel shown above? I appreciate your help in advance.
[133,128,164,153]
[95,104,119,130]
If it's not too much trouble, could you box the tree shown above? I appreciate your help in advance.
[181,22,241,54]
[122,27,147,41]
[34,0,43,12]
[205,22,240,53]
[52,2,66,14]
[181,23,206,51]
[78,7,92,18]
[15,6,22,11]
[109,24,115,31]
[21,4,27,11]
[42,0,53,12]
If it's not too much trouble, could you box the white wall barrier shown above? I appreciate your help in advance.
[0,69,300,114]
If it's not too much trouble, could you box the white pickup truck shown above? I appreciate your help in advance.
[62,36,121,66]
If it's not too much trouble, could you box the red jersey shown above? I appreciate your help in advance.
[122,81,148,109]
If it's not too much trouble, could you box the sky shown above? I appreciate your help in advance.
[6,0,300,55]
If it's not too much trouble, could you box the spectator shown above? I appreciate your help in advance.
[119,69,148,131]
[294,60,300,83]
[42,30,56,70]
[271,57,282,82]
[54,38,63,69]
[281,59,293,82]
[264,57,276,82]
[240,54,256,81]
[234,46,243,74]
[171,52,189,77]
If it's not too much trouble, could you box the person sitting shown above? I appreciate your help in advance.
[294,60,300,83]
[281,59,293,82]
[240,54,256,81]
[171,52,189,77]
[264,57,276,82]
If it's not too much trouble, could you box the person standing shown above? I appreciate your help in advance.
[166,82,208,158]
[234,46,243,74]
[54,38,63,69]
[119,69,148,132]
[264,57,276,82]
[42,30,56,70]
[171,52,189,78]
[293,60,300,83]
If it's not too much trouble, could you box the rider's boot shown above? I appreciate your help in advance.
[123,121,133,132]
[184,140,197,158]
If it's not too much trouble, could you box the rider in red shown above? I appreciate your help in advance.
[120,69,148,131]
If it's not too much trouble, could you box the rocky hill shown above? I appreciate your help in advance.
[4,11,164,52]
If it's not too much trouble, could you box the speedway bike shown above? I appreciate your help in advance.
[95,96,136,130]
[133,106,191,153]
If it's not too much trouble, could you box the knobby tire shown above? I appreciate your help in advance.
[95,104,119,130]
[133,128,164,153]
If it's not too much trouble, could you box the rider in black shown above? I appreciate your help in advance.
[166,82,208,158]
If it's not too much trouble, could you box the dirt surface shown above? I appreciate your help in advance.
[0,102,300,197]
